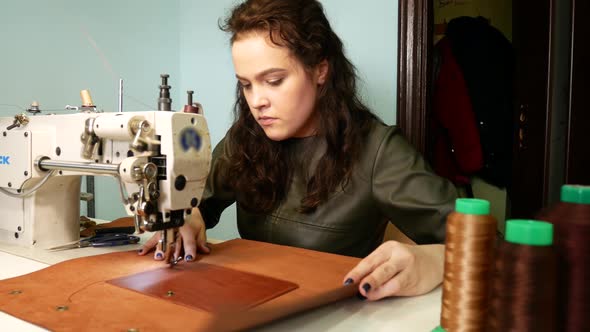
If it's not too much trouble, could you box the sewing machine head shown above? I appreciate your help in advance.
[0,75,211,250]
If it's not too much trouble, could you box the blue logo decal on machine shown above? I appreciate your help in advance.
[180,128,202,151]
[0,156,10,165]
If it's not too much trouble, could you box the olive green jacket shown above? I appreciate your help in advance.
[199,121,457,257]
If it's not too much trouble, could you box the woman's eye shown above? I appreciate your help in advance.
[239,81,251,90]
[267,78,283,86]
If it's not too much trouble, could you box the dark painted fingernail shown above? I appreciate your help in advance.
[362,283,371,293]
[156,253,163,259]
[185,255,193,262]
[343,278,354,286]
[356,292,367,301]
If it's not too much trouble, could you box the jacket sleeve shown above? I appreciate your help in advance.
[199,137,236,229]
[434,37,483,174]
[372,127,457,244]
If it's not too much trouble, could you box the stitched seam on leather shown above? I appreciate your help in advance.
[269,213,350,233]
[370,126,395,202]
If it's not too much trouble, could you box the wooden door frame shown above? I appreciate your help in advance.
[398,0,559,217]
[397,0,432,154]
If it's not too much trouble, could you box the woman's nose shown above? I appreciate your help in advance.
[249,87,270,110]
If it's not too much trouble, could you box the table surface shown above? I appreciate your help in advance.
[0,234,442,332]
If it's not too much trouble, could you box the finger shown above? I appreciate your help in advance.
[359,243,417,300]
[197,242,211,254]
[173,232,183,260]
[179,225,197,262]
[138,233,160,256]
[161,229,178,263]
[364,267,414,300]
[197,224,210,254]
[163,242,175,263]
[190,207,210,254]
[342,242,392,286]
[153,237,164,261]
[358,260,402,299]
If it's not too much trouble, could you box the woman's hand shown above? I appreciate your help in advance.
[343,241,444,300]
[138,208,210,262]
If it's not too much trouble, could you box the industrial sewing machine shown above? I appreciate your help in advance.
[0,75,212,255]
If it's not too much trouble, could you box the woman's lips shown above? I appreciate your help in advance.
[259,117,277,126]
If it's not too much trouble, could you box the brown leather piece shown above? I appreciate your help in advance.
[0,239,360,331]
[107,262,298,313]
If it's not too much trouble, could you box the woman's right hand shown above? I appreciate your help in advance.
[137,208,210,262]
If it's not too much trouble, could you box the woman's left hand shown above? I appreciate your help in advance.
[343,241,445,300]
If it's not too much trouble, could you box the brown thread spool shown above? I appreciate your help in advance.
[487,219,557,332]
[537,185,590,332]
[440,198,497,332]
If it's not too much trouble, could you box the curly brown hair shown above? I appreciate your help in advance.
[221,0,378,214]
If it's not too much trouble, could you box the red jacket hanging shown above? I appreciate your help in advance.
[431,37,483,185]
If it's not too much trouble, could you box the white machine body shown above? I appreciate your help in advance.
[0,111,211,248]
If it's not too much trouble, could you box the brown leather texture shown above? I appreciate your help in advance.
[0,239,360,331]
[107,262,298,313]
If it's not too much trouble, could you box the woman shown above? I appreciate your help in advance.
[140,0,456,301]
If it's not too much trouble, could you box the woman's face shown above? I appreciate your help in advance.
[231,32,327,141]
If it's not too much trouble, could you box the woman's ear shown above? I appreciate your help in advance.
[316,59,329,85]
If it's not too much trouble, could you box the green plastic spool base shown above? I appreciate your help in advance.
[455,198,490,215]
[505,219,553,246]
[561,184,590,205]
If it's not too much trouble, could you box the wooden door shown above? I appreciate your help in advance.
[397,0,432,156]
[566,0,590,185]
[510,0,552,217]
[397,0,565,218]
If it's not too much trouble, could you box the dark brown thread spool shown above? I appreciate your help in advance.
[537,184,590,332]
[487,219,557,332]
[440,198,497,332]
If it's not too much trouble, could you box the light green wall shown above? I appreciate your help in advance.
[0,0,181,221]
[322,0,398,123]
[2,1,398,240]
[0,0,181,113]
